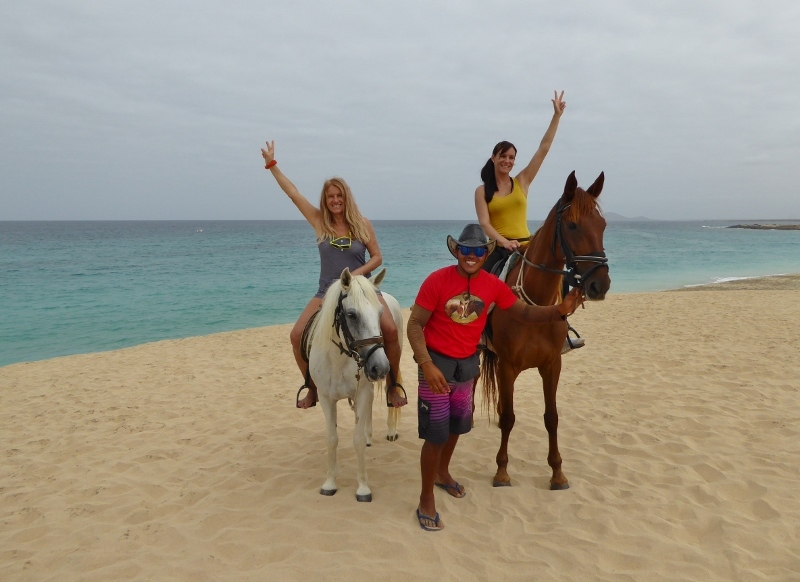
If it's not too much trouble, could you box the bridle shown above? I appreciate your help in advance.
[513,200,609,303]
[331,290,385,381]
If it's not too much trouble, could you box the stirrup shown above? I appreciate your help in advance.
[561,325,585,355]
[386,383,407,408]
[296,384,317,408]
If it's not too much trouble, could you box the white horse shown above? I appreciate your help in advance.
[309,268,404,502]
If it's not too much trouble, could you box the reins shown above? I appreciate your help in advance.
[512,201,609,304]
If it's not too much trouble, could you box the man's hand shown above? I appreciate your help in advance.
[558,288,584,318]
[421,361,450,394]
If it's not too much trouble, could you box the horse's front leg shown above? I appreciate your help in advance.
[365,390,373,447]
[353,383,374,502]
[539,359,568,490]
[319,395,339,496]
[493,361,520,487]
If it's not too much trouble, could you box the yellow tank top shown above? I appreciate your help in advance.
[487,178,530,240]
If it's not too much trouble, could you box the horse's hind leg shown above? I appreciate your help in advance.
[540,360,568,490]
[493,363,519,487]
[386,407,399,442]
[353,385,373,502]
[319,396,339,496]
[386,369,403,441]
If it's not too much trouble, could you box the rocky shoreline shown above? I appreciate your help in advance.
[727,223,800,230]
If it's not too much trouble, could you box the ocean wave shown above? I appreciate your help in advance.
[683,273,789,287]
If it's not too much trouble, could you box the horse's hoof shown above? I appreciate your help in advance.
[356,493,372,502]
[366,443,371,447]
[492,480,512,487]
[320,488,337,496]
[550,482,570,491]
[386,434,398,442]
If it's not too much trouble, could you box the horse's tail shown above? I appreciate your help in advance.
[479,348,499,419]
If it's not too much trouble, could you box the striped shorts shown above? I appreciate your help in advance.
[417,367,473,444]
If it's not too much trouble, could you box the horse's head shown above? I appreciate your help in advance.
[556,171,611,301]
[331,268,390,381]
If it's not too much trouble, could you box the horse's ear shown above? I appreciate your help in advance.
[340,267,352,290]
[373,268,386,288]
[562,171,578,202]
[586,172,604,199]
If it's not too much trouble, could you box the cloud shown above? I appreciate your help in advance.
[1,0,799,220]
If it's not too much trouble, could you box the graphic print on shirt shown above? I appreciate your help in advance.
[444,291,486,324]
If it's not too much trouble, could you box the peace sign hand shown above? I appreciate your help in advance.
[261,140,275,165]
[552,90,566,116]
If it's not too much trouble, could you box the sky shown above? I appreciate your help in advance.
[1,0,798,221]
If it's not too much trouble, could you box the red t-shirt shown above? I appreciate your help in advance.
[414,266,518,359]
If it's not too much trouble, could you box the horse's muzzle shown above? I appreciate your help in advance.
[364,349,390,381]
[585,271,611,301]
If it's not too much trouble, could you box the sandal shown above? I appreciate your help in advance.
[434,481,466,498]
[416,508,444,532]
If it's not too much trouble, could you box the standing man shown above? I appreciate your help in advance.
[407,224,582,531]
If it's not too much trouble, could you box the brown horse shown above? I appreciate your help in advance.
[481,170,610,489]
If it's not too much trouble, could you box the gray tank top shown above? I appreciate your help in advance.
[315,236,369,298]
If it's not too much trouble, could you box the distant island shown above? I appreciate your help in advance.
[728,224,800,230]
[604,212,651,222]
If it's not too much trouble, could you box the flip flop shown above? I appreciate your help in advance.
[295,384,317,408]
[386,383,407,408]
[416,508,444,532]
[434,481,466,498]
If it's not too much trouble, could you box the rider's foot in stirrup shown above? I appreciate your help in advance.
[561,326,586,355]
[296,384,318,409]
[386,383,408,408]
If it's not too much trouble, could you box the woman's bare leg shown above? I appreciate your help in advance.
[290,297,323,409]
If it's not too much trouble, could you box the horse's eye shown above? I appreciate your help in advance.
[567,222,578,231]
[346,311,358,321]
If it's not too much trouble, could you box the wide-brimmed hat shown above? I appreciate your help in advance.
[446,224,496,258]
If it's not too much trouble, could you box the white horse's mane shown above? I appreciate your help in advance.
[311,275,381,345]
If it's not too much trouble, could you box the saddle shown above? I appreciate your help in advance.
[489,242,528,281]
[299,309,320,363]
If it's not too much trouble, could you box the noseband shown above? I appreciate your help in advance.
[331,291,385,381]
[516,201,609,296]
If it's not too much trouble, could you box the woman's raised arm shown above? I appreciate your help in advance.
[261,140,321,228]
[515,91,566,193]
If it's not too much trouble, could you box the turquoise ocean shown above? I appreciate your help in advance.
[2,220,800,368]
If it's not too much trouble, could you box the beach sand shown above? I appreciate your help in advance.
[2,276,799,581]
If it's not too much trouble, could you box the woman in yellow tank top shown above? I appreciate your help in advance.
[475,91,566,275]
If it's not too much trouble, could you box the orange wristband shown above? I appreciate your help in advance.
[265,160,277,169]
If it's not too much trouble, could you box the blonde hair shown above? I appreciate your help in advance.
[316,177,371,244]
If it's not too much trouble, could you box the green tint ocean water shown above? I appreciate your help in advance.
[2,220,800,367]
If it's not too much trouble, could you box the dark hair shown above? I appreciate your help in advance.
[481,141,517,203]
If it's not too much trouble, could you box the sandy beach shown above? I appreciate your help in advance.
[2,276,799,581]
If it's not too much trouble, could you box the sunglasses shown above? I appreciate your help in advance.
[458,245,487,258]
[330,235,352,250]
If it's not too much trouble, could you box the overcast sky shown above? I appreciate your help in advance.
[1,0,798,221]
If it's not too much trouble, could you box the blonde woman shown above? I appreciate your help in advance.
[261,140,406,409]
